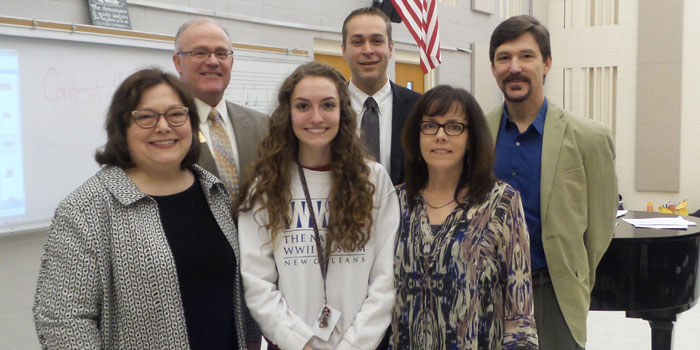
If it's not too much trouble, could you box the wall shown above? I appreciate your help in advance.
[635,0,683,192]
[3,0,700,349]
[0,0,505,348]
[0,231,44,350]
[543,0,700,348]
[1,0,503,98]
[679,0,700,216]
[544,0,700,212]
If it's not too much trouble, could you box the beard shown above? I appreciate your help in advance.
[501,73,532,103]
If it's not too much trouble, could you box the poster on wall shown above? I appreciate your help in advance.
[87,0,132,30]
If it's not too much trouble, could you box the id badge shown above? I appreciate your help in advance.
[311,304,341,341]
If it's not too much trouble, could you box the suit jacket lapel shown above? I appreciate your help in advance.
[487,105,504,143]
[198,140,219,178]
[227,101,254,174]
[390,82,407,184]
[540,103,567,224]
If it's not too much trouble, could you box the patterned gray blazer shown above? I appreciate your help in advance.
[33,165,259,349]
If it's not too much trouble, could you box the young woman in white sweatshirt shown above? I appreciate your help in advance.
[236,62,399,350]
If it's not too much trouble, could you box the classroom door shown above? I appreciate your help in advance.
[395,62,424,93]
[315,53,423,94]
[314,53,351,82]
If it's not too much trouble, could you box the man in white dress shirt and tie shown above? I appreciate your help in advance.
[342,7,421,185]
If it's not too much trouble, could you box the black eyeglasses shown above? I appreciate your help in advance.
[419,121,469,136]
[131,107,189,128]
[176,49,234,61]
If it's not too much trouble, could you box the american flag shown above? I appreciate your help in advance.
[390,0,442,73]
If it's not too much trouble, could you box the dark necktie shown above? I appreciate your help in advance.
[361,97,380,161]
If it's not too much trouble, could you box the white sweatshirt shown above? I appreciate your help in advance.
[238,162,399,350]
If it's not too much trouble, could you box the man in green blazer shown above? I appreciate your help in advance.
[486,15,618,349]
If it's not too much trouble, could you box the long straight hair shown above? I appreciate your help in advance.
[401,85,495,209]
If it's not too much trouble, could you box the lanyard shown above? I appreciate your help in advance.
[297,164,332,327]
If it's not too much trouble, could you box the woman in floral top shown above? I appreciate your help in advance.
[391,85,538,350]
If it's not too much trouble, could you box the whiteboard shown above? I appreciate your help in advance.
[0,25,309,235]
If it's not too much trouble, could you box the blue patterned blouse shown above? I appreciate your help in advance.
[391,181,538,350]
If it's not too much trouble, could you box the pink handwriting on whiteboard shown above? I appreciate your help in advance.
[42,67,106,103]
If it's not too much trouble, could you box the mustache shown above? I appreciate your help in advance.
[503,74,530,84]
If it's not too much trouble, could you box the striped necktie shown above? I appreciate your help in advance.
[207,107,239,198]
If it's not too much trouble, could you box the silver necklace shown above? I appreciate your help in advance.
[422,195,456,209]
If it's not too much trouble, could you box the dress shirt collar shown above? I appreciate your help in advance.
[349,78,392,112]
[501,98,548,135]
[195,97,228,128]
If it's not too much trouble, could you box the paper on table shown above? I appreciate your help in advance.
[617,210,628,218]
[621,216,697,229]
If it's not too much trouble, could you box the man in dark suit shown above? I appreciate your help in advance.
[342,7,420,185]
[173,18,267,198]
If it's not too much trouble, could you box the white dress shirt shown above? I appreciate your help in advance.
[196,98,241,172]
[349,79,393,175]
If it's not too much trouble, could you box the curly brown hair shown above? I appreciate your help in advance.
[237,62,375,254]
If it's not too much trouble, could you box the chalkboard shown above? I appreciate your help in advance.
[0,25,309,235]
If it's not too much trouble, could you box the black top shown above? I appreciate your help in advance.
[153,177,238,350]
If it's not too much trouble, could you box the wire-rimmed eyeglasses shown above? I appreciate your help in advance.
[176,49,234,61]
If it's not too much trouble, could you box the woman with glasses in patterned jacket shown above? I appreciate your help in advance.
[33,68,259,349]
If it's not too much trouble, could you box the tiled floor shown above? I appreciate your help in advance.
[259,305,700,350]
[587,302,700,350]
